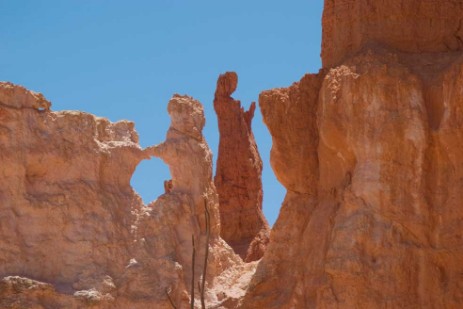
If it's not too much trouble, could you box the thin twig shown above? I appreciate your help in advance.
[191,235,196,309]
[200,198,211,309]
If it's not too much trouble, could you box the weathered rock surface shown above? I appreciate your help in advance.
[124,94,252,308]
[0,82,146,305]
[4,1,463,308]
[322,0,463,68]
[241,1,463,307]
[214,72,270,262]
[0,83,253,308]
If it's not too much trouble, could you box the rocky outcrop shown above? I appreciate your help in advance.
[241,1,463,308]
[0,82,146,306]
[124,94,252,308]
[241,73,323,309]
[214,72,270,262]
[322,0,463,68]
[4,1,463,307]
[0,84,254,308]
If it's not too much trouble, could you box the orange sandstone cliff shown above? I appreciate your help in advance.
[241,1,463,308]
[3,1,463,308]
[214,72,270,262]
[321,0,463,68]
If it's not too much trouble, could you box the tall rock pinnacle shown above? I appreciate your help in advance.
[214,72,270,262]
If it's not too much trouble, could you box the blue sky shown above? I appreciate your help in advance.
[1,1,323,225]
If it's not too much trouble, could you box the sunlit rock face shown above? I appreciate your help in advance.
[127,94,251,309]
[241,1,463,308]
[321,0,463,68]
[0,82,147,307]
[0,82,144,288]
[3,0,463,308]
[0,85,253,308]
[214,72,270,262]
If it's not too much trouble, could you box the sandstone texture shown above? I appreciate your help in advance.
[214,72,270,262]
[0,83,253,308]
[0,82,146,308]
[322,0,463,67]
[4,0,463,308]
[241,1,463,307]
[128,94,251,308]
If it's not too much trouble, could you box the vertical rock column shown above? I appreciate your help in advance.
[214,72,270,262]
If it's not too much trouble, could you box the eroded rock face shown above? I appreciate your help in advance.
[4,1,463,307]
[259,73,322,195]
[0,84,254,308]
[242,73,323,308]
[214,72,270,262]
[322,0,463,67]
[115,94,254,308]
[242,2,463,307]
[0,82,145,300]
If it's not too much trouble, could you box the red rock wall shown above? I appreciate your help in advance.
[242,1,463,305]
[243,53,463,309]
[322,0,463,67]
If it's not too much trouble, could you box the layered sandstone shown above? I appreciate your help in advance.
[4,0,463,307]
[241,1,463,307]
[0,84,253,308]
[0,81,146,307]
[322,0,463,67]
[214,72,270,262]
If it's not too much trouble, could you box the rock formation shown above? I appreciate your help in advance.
[128,94,252,308]
[3,0,463,308]
[214,72,270,262]
[0,81,146,308]
[322,0,463,68]
[0,84,254,308]
[241,1,463,308]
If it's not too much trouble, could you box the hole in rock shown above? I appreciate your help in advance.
[130,158,171,206]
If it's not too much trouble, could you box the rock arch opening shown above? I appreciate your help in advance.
[130,157,171,205]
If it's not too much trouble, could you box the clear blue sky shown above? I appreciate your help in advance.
[1,1,323,225]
